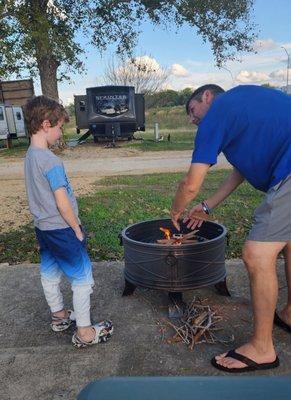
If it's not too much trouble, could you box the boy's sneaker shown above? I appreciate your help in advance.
[51,310,76,332]
[72,320,113,348]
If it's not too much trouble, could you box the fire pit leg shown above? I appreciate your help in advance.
[214,278,231,297]
[168,292,186,318]
[122,279,137,296]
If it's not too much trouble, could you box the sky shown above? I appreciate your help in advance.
[35,0,291,104]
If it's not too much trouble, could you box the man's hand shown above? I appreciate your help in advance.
[171,209,183,231]
[171,163,210,231]
[183,203,204,230]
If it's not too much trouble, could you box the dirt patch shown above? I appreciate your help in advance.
[61,143,142,159]
[0,176,100,233]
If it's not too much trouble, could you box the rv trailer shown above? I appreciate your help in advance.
[0,104,26,140]
[74,86,145,143]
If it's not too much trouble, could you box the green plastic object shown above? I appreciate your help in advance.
[77,376,291,400]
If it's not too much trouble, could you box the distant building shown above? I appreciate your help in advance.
[0,79,34,106]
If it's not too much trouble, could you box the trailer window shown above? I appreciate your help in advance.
[95,94,129,117]
[0,107,4,121]
[16,111,22,120]
[79,101,86,112]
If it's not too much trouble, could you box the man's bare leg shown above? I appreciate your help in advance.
[277,242,291,326]
[215,240,286,369]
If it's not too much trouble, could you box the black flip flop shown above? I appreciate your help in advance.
[274,311,291,333]
[211,349,280,373]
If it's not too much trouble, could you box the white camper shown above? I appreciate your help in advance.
[0,104,26,140]
[0,104,9,140]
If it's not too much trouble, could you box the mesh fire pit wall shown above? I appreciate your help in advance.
[121,218,227,292]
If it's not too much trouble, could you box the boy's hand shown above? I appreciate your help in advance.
[74,227,84,242]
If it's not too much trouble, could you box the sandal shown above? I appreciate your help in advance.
[211,349,280,373]
[51,309,76,332]
[72,320,113,348]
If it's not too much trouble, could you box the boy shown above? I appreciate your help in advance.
[23,96,113,348]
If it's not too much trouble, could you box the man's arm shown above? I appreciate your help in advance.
[184,167,245,229]
[171,163,210,230]
[54,187,83,241]
[202,167,245,210]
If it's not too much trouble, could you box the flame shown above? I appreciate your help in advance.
[160,227,171,240]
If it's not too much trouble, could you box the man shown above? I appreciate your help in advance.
[171,84,291,372]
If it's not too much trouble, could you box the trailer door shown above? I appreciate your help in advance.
[5,106,17,137]
[13,107,26,137]
[74,95,89,130]
[0,105,9,139]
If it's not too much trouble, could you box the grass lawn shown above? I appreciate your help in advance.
[125,128,195,151]
[0,170,263,264]
[0,137,29,158]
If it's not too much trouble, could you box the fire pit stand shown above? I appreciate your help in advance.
[120,218,230,317]
[122,277,229,318]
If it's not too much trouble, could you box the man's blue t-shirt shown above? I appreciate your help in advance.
[191,85,291,192]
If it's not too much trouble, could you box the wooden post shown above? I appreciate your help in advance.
[154,122,159,141]
[6,136,12,149]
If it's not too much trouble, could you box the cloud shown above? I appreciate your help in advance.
[168,70,231,91]
[281,42,291,51]
[133,56,162,72]
[253,39,278,52]
[235,70,270,83]
[170,64,189,77]
[270,69,286,79]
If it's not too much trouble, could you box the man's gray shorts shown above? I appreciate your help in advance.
[248,174,291,242]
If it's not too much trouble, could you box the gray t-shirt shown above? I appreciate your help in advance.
[25,146,80,230]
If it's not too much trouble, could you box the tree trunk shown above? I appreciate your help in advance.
[37,56,60,100]
[37,56,66,150]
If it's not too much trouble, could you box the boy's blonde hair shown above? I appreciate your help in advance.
[23,95,69,136]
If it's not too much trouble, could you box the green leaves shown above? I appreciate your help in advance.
[0,0,256,85]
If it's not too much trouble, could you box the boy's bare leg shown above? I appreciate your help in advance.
[215,240,286,369]
[277,242,291,325]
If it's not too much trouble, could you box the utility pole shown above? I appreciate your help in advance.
[281,46,290,93]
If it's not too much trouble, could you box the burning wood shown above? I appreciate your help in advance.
[161,298,233,350]
[157,212,216,245]
[159,227,171,240]
[158,227,199,245]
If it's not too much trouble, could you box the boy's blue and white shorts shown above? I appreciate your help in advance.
[35,226,94,286]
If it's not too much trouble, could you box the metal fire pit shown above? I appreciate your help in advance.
[120,218,230,317]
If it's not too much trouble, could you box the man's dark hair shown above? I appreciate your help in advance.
[186,84,225,114]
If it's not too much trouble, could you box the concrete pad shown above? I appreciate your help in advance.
[0,260,290,399]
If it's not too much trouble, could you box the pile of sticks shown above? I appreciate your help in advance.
[157,230,199,245]
[161,299,232,350]
[157,212,215,246]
